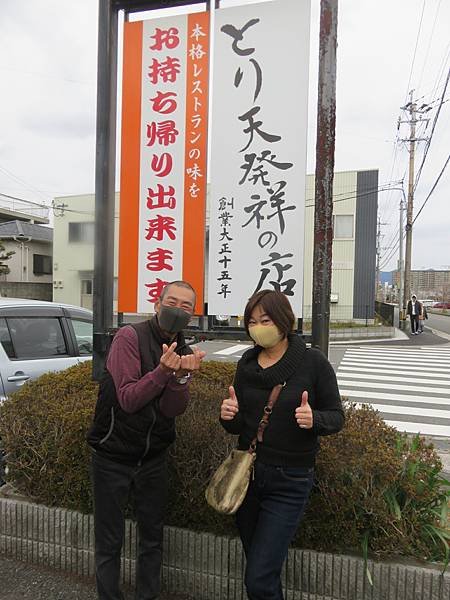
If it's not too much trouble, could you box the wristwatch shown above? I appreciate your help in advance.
[173,372,191,385]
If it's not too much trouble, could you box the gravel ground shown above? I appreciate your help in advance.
[0,556,192,600]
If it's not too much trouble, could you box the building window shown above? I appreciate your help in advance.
[333,215,354,239]
[33,254,53,275]
[69,222,95,243]
[81,279,93,295]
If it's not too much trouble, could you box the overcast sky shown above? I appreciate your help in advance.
[0,0,448,271]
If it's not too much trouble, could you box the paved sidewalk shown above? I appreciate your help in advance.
[0,556,192,600]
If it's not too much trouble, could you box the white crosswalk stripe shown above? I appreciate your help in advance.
[213,343,250,356]
[337,346,450,438]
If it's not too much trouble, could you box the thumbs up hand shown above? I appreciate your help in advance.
[295,391,313,429]
[220,386,239,421]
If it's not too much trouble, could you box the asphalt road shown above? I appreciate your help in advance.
[0,556,191,600]
[427,311,450,336]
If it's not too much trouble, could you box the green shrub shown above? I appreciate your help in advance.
[0,365,97,512]
[0,360,448,565]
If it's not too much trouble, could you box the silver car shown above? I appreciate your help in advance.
[0,298,93,402]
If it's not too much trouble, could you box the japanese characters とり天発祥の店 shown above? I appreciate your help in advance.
[208,0,311,317]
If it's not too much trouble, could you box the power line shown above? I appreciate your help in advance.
[430,41,450,101]
[403,0,426,104]
[380,153,450,270]
[416,0,442,92]
[414,66,450,190]
[412,152,450,225]
[0,192,49,209]
[0,164,51,205]
[304,181,404,208]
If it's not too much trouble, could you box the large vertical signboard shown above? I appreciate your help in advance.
[208,0,310,316]
[118,13,209,314]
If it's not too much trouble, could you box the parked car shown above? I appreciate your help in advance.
[420,299,434,308]
[432,301,450,309]
[0,298,92,402]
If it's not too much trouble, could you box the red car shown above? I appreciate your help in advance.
[432,302,450,309]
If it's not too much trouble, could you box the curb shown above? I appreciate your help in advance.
[1,498,449,600]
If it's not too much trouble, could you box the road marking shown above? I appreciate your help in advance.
[213,344,250,356]
[338,366,450,380]
[384,421,450,437]
[336,379,449,394]
[339,389,450,406]
[346,349,450,357]
[337,371,450,386]
[340,360,450,374]
[338,346,450,438]
[354,402,450,419]
[343,353,450,365]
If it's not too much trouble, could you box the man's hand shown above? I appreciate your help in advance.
[178,346,206,374]
[295,391,313,429]
[220,386,239,420]
[160,342,181,374]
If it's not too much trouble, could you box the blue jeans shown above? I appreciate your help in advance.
[236,461,314,600]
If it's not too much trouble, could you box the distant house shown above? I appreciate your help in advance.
[0,220,53,301]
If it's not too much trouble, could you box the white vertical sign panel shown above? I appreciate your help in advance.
[137,17,187,312]
[119,14,210,315]
[208,0,311,316]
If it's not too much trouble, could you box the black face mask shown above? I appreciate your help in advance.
[157,305,191,334]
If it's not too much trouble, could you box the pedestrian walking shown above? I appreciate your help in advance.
[419,303,428,333]
[406,294,422,335]
[87,280,206,600]
[219,290,345,600]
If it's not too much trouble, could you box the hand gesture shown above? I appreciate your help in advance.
[179,346,207,374]
[295,391,313,429]
[220,386,239,421]
[160,342,181,374]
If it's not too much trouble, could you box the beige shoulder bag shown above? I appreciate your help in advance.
[205,383,284,515]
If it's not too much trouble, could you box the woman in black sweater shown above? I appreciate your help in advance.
[220,290,344,600]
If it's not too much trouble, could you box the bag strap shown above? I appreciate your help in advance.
[249,382,285,453]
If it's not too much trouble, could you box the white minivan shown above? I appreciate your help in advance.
[0,298,93,402]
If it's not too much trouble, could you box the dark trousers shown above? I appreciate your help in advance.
[410,314,419,333]
[91,451,168,600]
[236,461,314,600]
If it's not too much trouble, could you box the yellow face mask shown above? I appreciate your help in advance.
[248,324,283,348]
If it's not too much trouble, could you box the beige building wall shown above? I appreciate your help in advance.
[303,170,357,320]
[52,193,119,310]
[1,239,53,284]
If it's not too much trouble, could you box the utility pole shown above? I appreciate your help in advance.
[375,216,386,301]
[400,91,428,313]
[398,195,405,317]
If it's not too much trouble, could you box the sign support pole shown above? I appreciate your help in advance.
[93,0,118,379]
[311,0,338,358]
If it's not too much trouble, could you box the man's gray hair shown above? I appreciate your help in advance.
[160,280,196,304]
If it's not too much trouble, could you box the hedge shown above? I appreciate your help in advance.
[0,360,449,565]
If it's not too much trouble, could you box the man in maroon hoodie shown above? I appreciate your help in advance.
[87,280,205,600]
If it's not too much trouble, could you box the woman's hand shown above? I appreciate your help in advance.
[295,391,313,429]
[220,385,239,420]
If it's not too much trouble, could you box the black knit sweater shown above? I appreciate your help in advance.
[220,334,345,467]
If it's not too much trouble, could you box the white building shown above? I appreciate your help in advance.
[0,220,53,301]
[52,169,378,321]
